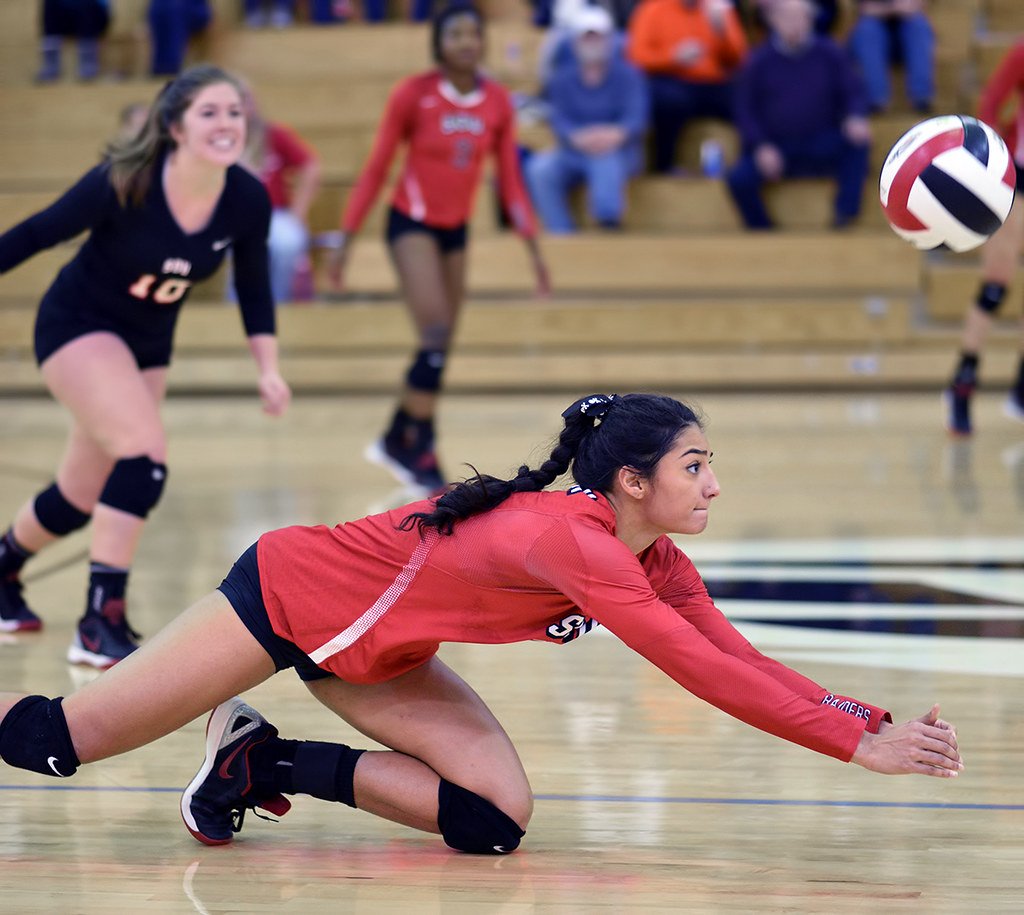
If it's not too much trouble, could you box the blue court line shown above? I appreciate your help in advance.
[0,784,1019,811]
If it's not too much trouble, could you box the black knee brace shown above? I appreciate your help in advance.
[0,695,80,778]
[406,349,447,393]
[437,779,526,855]
[33,483,91,536]
[976,282,1006,315]
[97,456,167,519]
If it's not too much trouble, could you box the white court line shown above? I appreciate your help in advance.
[717,600,1024,621]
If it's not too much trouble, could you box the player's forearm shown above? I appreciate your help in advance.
[248,333,282,376]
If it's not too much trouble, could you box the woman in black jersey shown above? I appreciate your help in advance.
[0,65,291,667]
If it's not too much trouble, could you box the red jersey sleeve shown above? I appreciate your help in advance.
[644,537,891,734]
[341,79,418,235]
[268,123,316,169]
[491,85,537,239]
[978,42,1024,146]
[526,519,885,762]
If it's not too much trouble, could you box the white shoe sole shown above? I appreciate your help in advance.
[181,696,246,846]
[66,638,119,669]
[364,439,418,488]
[1003,396,1024,425]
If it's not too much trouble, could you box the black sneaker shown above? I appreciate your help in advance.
[944,383,973,436]
[0,575,42,633]
[181,698,292,846]
[365,438,446,494]
[66,598,140,669]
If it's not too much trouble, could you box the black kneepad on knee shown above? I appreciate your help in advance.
[976,282,1006,314]
[405,349,447,393]
[437,779,526,855]
[98,456,168,518]
[33,483,91,536]
[0,695,80,778]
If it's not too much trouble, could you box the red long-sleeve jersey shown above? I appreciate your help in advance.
[340,70,536,236]
[979,40,1024,166]
[257,489,890,763]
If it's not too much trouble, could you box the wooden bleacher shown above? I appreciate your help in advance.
[1,0,1022,396]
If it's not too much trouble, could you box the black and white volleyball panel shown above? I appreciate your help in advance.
[879,115,1017,252]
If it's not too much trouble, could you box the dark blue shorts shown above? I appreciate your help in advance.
[385,206,468,254]
[218,543,333,682]
[34,298,173,370]
[1016,163,1024,195]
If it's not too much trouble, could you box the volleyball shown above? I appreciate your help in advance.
[879,115,1016,252]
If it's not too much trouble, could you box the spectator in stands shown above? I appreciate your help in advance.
[847,0,934,113]
[243,0,295,27]
[236,86,322,303]
[36,0,110,83]
[725,0,870,230]
[626,0,747,174]
[148,0,211,75]
[742,0,839,35]
[526,6,648,232]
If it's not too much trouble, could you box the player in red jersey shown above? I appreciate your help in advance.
[0,393,961,853]
[945,39,1024,434]
[328,3,551,492]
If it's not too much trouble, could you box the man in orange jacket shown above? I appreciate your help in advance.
[627,0,747,172]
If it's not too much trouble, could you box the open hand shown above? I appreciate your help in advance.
[852,704,962,778]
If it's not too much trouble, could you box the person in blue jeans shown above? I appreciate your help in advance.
[726,0,871,230]
[526,7,648,233]
[148,0,211,75]
[847,0,934,112]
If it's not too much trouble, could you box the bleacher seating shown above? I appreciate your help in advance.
[1,0,1022,396]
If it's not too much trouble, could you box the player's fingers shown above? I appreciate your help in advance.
[922,724,959,753]
[917,745,963,770]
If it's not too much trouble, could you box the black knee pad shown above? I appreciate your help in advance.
[97,456,167,518]
[976,282,1006,315]
[0,695,80,778]
[33,483,91,536]
[437,779,526,855]
[406,349,447,393]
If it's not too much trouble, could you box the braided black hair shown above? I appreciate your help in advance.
[401,393,703,535]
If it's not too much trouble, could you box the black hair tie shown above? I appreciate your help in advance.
[561,394,618,422]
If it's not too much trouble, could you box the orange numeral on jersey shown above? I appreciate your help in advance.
[128,274,192,305]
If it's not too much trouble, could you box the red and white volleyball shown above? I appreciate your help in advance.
[879,115,1016,252]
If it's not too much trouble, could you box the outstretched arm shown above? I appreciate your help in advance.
[0,165,113,273]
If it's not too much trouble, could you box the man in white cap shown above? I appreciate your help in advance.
[526,5,648,232]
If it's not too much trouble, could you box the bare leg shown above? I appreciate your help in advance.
[41,334,167,569]
[305,656,533,834]
[389,234,464,420]
[959,201,1024,353]
[0,591,275,762]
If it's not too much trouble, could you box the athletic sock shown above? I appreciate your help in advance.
[252,737,365,807]
[85,563,128,620]
[0,529,32,578]
[952,352,979,389]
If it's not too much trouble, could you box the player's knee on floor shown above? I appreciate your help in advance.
[0,696,80,778]
[406,348,448,393]
[97,456,168,518]
[33,483,91,535]
[976,282,1006,314]
[437,779,527,855]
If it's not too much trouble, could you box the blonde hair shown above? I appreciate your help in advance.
[105,64,244,207]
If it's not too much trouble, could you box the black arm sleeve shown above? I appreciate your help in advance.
[231,183,276,337]
[0,165,114,274]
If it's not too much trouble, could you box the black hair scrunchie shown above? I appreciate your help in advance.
[561,394,618,421]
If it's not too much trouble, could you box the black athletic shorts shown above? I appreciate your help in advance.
[34,298,174,370]
[385,206,468,254]
[1016,163,1024,195]
[218,542,333,682]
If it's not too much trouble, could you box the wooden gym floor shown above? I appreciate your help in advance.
[0,391,1021,912]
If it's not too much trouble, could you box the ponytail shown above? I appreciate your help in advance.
[105,64,244,207]
[401,392,702,535]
